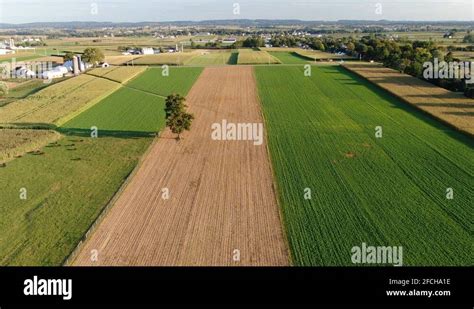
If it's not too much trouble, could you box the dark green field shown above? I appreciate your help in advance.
[61,87,165,135]
[126,67,203,96]
[255,65,473,266]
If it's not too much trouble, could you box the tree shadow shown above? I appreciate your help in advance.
[228,52,239,65]
[444,111,474,117]
[332,65,474,149]
[0,123,58,130]
[57,127,157,139]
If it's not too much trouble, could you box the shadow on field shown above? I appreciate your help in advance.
[411,102,474,109]
[331,65,474,149]
[57,127,157,139]
[444,111,474,117]
[0,123,58,130]
[228,52,239,65]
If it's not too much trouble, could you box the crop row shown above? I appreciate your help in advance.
[255,65,473,266]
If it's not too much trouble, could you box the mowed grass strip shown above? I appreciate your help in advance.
[132,52,200,66]
[0,136,152,265]
[61,87,165,134]
[237,49,281,65]
[87,66,147,84]
[126,67,203,97]
[255,65,473,266]
[267,51,311,64]
[185,51,235,65]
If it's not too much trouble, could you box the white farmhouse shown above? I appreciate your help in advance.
[42,66,68,80]
[0,49,15,55]
[222,38,237,44]
[141,47,154,55]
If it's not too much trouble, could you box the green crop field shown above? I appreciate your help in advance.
[237,49,281,65]
[0,135,152,265]
[255,65,473,266]
[267,51,311,64]
[0,75,120,126]
[126,67,203,96]
[132,52,200,65]
[61,87,165,135]
[185,51,236,65]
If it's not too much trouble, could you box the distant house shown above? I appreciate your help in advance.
[14,66,35,78]
[0,49,15,55]
[443,32,454,39]
[141,47,154,55]
[222,38,237,44]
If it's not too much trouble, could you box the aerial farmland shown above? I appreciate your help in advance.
[0,17,472,270]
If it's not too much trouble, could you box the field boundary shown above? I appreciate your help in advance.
[62,134,160,266]
[55,82,123,127]
[342,64,474,138]
[252,67,294,266]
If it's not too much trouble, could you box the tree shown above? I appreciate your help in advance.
[166,111,194,140]
[0,82,8,97]
[82,48,104,66]
[64,52,75,62]
[242,36,264,48]
[463,34,474,43]
[165,94,187,118]
[164,94,194,140]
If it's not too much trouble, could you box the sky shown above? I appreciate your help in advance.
[0,0,473,24]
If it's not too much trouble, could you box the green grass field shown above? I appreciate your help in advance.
[185,51,236,65]
[255,65,473,266]
[0,136,152,265]
[61,87,165,135]
[268,52,311,64]
[126,67,203,96]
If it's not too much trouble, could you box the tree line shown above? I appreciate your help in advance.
[265,33,474,97]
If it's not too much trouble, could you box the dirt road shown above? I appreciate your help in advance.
[73,66,290,266]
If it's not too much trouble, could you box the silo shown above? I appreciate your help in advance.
[73,56,80,75]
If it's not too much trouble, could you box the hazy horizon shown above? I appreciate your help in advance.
[0,0,472,24]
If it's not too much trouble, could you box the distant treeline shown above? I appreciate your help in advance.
[261,33,474,97]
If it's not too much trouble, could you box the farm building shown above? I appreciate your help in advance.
[0,49,15,55]
[42,66,68,79]
[63,58,90,73]
[141,48,154,55]
[222,38,237,44]
[99,62,110,68]
[14,66,36,78]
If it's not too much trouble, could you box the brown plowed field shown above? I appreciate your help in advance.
[73,66,290,266]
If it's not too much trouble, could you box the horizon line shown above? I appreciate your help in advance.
[0,18,473,26]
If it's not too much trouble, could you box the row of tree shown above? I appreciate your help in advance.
[63,48,105,65]
[267,33,473,96]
